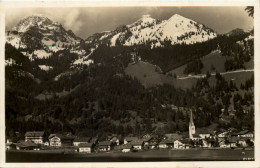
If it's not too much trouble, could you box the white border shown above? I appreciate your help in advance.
[0,1,259,168]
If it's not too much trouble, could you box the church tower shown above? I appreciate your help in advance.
[189,111,195,139]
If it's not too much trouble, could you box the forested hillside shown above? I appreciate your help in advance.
[5,14,254,141]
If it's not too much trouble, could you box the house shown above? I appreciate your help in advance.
[122,144,133,153]
[48,134,74,147]
[78,143,94,153]
[124,137,138,144]
[6,139,15,150]
[164,133,182,141]
[142,137,153,147]
[7,139,12,144]
[149,142,158,149]
[131,140,144,150]
[44,141,50,146]
[73,137,91,146]
[25,131,45,144]
[174,139,193,149]
[238,139,248,147]
[217,131,229,138]
[91,137,99,145]
[199,132,211,139]
[174,140,185,149]
[237,130,254,138]
[202,139,212,148]
[219,141,229,148]
[142,134,152,139]
[228,137,238,148]
[15,141,39,150]
[159,140,173,149]
[191,134,201,140]
[109,136,122,146]
[98,141,113,151]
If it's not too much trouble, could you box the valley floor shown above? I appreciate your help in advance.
[6,148,254,162]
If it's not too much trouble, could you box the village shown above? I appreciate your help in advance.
[5,112,254,154]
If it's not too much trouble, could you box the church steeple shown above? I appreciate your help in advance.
[189,111,195,139]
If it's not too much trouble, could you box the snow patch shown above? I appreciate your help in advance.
[38,65,53,71]
[34,50,52,59]
[110,33,121,46]
[5,58,18,66]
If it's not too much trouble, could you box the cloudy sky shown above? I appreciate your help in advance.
[5,7,253,39]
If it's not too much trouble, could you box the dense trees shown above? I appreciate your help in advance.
[5,29,254,138]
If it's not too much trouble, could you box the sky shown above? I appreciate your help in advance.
[5,7,253,39]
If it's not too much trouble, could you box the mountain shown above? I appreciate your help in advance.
[6,14,84,61]
[5,13,254,140]
[86,14,217,48]
[226,28,246,37]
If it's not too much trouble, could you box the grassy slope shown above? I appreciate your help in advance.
[125,50,254,90]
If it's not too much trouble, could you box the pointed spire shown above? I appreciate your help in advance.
[190,111,194,125]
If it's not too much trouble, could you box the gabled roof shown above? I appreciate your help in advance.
[25,131,44,137]
[237,130,250,135]
[99,141,112,146]
[91,137,98,142]
[142,137,153,142]
[48,133,74,140]
[180,139,193,144]
[131,140,144,146]
[192,134,201,138]
[164,133,182,140]
[16,141,38,147]
[122,144,133,149]
[74,137,91,142]
[228,137,239,143]
[124,137,138,142]
[78,143,94,148]
[159,140,173,144]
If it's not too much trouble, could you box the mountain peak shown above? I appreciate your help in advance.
[12,14,58,33]
[168,14,190,22]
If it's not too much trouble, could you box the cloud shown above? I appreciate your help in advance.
[61,9,83,33]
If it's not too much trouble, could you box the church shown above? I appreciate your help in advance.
[189,111,196,140]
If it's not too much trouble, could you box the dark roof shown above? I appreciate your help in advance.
[124,137,138,142]
[122,144,133,149]
[74,137,91,142]
[25,131,44,137]
[131,140,144,146]
[192,134,201,138]
[236,130,250,135]
[16,141,38,148]
[142,137,152,142]
[164,133,182,140]
[180,139,193,144]
[159,140,173,144]
[78,143,94,148]
[149,142,158,146]
[228,137,239,143]
[99,141,112,146]
[48,133,74,140]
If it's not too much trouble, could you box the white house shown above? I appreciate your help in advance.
[199,133,211,139]
[219,141,229,148]
[122,144,133,152]
[217,131,229,138]
[174,140,185,149]
[131,140,144,150]
[25,131,45,144]
[78,143,94,153]
[98,141,113,152]
[124,137,138,144]
[73,137,91,146]
[159,140,173,149]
